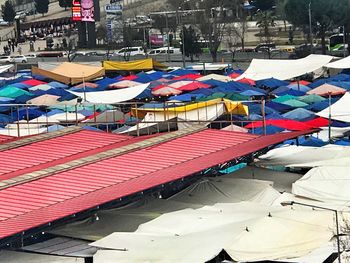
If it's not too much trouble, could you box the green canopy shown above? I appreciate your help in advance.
[272,95,296,103]
[0,86,31,98]
[49,104,114,112]
[298,94,325,104]
[225,93,250,101]
[281,99,309,108]
[198,92,226,101]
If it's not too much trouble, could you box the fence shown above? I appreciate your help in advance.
[0,100,266,137]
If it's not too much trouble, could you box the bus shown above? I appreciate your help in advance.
[329,33,347,51]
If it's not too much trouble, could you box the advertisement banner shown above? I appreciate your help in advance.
[72,0,82,21]
[105,3,123,43]
[81,0,95,22]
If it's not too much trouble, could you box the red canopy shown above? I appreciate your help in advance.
[304,117,330,127]
[176,81,211,91]
[290,80,311,86]
[121,75,138,81]
[172,74,202,81]
[229,72,241,79]
[245,119,316,131]
[21,79,47,86]
[237,78,255,86]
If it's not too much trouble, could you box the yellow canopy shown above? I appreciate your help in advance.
[132,99,248,119]
[32,62,105,85]
[103,58,167,71]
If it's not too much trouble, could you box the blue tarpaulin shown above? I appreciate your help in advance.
[251,125,285,135]
[255,78,289,89]
[282,108,315,121]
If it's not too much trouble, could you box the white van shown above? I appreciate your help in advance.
[116,47,145,56]
[148,47,181,55]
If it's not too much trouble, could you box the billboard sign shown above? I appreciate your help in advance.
[105,3,123,43]
[72,0,82,21]
[81,0,95,22]
[105,4,122,15]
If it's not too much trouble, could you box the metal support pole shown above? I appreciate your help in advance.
[343,26,347,58]
[261,99,266,136]
[308,0,313,53]
[335,210,342,263]
[328,92,332,142]
[182,25,186,68]
[165,13,170,62]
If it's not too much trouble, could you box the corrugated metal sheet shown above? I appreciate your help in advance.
[0,129,312,239]
[0,134,15,144]
[0,130,130,180]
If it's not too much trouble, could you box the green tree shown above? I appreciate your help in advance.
[1,0,15,23]
[252,0,276,11]
[58,0,72,11]
[35,0,49,16]
[180,26,202,62]
[285,0,349,54]
[256,10,276,43]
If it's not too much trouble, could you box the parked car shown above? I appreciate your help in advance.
[25,53,37,59]
[0,19,9,26]
[115,47,145,56]
[10,55,27,63]
[254,43,276,53]
[0,55,11,63]
[148,47,181,55]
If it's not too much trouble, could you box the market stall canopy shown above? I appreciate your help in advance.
[237,55,334,81]
[103,59,167,71]
[317,92,350,122]
[307,83,347,96]
[326,55,350,69]
[69,83,150,104]
[0,64,14,74]
[32,62,105,85]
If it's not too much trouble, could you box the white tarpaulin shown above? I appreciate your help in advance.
[317,92,350,122]
[293,166,350,204]
[120,103,225,134]
[0,64,14,74]
[257,145,350,167]
[237,55,334,81]
[91,202,334,263]
[326,56,350,69]
[69,83,149,104]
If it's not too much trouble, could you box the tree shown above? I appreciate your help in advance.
[285,0,350,54]
[252,0,276,11]
[192,0,235,62]
[256,10,276,43]
[59,0,72,11]
[35,0,49,16]
[1,0,15,23]
[180,26,202,62]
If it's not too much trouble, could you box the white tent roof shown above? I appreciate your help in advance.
[293,166,350,205]
[236,54,334,81]
[317,92,350,122]
[0,64,14,74]
[326,56,350,69]
[257,144,350,167]
[69,83,149,104]
[91,202,334,263]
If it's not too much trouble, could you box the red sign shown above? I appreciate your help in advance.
[72,0,82,21]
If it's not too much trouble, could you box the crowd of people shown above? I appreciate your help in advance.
[2,39,21,55]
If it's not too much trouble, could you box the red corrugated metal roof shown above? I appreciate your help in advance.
[0,130,131,181]
[0,129,312,239]
[0,134,16,144]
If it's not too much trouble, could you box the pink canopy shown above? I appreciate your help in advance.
[307,84,347,96]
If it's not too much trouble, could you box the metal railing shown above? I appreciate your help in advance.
[0,100,264,137]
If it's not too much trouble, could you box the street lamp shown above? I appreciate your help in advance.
[281,201,342,263]
[308,0,313,53]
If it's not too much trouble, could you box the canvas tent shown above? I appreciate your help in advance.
[317,92,350,122]
[293,166,350,205]
[91,202,334,263]
[32,62,105,85]
[237,55,334,81]
[103,59,167,71]
[0,250,84,263]
[69,83,150,104]
[326,55,350,69]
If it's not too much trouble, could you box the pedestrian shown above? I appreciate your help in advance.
[11,44,14,53]
[18,46,22,55]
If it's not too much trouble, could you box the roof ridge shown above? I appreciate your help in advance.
[0,126,82,152]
